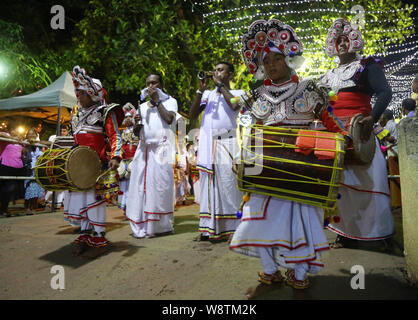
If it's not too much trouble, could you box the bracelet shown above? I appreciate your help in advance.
[196,90,203,95]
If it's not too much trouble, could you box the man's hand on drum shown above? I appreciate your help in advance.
[358,115,375,142]
[108,158,120,171]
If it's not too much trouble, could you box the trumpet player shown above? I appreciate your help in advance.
[126,73,178,239]
[189,61,244,243]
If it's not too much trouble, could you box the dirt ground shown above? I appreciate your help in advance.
[0,202,417,301]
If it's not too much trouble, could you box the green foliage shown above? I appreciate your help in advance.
[73,0,240,112]
[0,19,78,98]
[200,0,415,80]
[0,19,32,97]
[1,0,414,115]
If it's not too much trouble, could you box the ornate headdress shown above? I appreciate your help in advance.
[71,66,107,103]
[122,102,136,117]
[325,18,364,57]
[241,19,305,80]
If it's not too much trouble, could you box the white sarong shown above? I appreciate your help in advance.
[230,194,329,279]
[198,136,243,239]
[117,178,130,211]
[126,142,174,238]
[64,189,106,233]
[328,138,395,240]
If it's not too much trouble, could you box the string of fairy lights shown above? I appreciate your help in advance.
[191,0,417,115]
[206,7,417,25]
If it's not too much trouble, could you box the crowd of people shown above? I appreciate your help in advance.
[0,123,76,216]
[0,17,417,290]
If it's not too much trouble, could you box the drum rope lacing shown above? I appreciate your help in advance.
[237,124,345,209]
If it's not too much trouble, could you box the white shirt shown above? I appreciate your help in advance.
[197,88,244,169]
[200,89,245,132]
[139,97,178,145]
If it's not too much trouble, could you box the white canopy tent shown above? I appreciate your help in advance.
[0,71,76,126]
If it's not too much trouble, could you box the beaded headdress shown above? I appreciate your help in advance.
[72,66,106,103]
[325,18,364,57]
[241,19,305,80]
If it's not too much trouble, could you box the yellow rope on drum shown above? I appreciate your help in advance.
[238,124,345,209]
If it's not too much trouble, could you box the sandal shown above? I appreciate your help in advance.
[193,234,209,242]
[258,270,284,285]
[285,269,310,289]
[330,235,346,249]
[330,235,358,249]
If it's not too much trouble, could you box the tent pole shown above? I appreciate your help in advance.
[51,105,63,213]
[56,105,62,135]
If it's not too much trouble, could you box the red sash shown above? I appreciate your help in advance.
[74,133,107,162]
[333,92,372,120]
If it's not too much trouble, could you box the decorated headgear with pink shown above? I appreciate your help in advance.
[325,18,364,57]
[241,19,305,80]
[122,102,136,117]
[72,66,107,104]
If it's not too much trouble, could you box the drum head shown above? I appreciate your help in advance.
[67,147,102,190]
[349,114,376,164]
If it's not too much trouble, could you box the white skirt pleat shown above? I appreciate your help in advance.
[328,138,395,240]
[198,137,243,239]
[125,142,174,238]
[230,193,329,276]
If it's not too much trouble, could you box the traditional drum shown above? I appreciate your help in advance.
[35,146,102,191]
[50,136,75,149]
[344,113,376,165]
[237,125,345,209]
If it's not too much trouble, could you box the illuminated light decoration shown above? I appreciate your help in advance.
[196,0,416,109]
[207,7,417,26]
[222,17,418,33]
[201,1,415,19]
[226,25,415,42]
[385,50,418,75]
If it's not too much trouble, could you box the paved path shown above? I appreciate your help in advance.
[0,203,417,300]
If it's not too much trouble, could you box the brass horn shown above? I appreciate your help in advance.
[197,71,213,80]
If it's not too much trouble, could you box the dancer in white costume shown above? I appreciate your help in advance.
[66,66,123,253]
[189,62,244,242]
[187,142,200,204]
[229,19,347,289]
[126,73,177,238]
[319,18,394,248]
[175,138,191,205]
[117,103,139,214]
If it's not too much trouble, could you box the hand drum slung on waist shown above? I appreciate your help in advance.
[67,147,102,190]
[346,113,376,165]
[35,146,101,191]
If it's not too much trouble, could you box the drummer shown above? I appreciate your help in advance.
[319,18,394,248]
[229,19,349,290]
[67,66,123,256]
